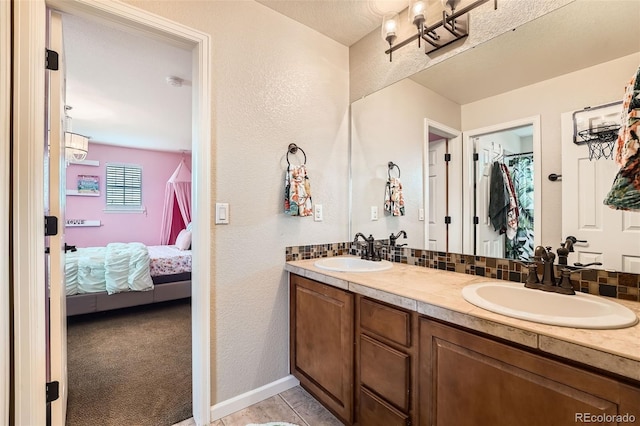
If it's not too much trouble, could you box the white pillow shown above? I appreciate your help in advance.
[175,229,192,251]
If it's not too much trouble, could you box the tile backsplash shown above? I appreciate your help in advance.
[285,242,640,303]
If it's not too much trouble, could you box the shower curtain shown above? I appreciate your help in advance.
[505,156,534,261]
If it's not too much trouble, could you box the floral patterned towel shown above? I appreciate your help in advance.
[604,66,640,211]
[384,177,405,216]
[284,164,313,217]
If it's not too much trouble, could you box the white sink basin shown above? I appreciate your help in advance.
[314,257,393,273]
[462,281,638,329]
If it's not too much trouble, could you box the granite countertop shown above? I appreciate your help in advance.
[285,257,640,383]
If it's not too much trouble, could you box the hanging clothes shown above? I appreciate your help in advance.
[384,176,405,216]
[284,164,313,217]
[604,65,640,211]
[500,163,519,240]
[488,161,508,232]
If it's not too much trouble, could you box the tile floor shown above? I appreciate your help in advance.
[174,385,344,426]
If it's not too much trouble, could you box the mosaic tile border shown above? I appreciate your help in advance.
[285,242,640,303]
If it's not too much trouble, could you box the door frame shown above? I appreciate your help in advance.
[462,116,542,256]
[423,119,462,253]
[0,1,11,424]
[12,1,212,425]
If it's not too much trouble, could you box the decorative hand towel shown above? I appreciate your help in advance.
[284,164,313,216]
[384,177,405,216]
[604,66,640,211]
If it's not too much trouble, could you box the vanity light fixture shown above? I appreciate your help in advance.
[382,0,497,62]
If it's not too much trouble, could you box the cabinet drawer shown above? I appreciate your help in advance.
[359,386,409,426]
[360,298,410,347]
[360,334,410,412]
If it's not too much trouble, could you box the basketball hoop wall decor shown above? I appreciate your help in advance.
[572,101,622,160]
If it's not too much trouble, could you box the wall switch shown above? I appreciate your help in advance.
[314,204,323,222]
[371,206,378,221]
[215,202,229,224]
[419,208,425,221]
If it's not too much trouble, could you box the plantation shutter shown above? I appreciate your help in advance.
[106,164,142,207]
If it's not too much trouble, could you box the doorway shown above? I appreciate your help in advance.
[11,1,212,425]
[462,116,542,258]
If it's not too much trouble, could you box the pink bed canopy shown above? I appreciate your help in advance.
[160,159,192,245]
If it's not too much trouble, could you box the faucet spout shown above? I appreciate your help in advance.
[353,233,379,261]
[389,230,407,247]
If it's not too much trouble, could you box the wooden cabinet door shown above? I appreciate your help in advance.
[419,318,640,426]
[290,274,354,424]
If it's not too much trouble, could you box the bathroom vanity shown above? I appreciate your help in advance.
[287,259,640,426]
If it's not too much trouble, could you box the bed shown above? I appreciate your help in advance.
[65,242,192,316]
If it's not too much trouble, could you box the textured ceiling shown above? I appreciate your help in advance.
[409,0,640,105]
[256,0,407,46]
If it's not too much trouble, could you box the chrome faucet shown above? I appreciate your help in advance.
[353,233,381,261]
[389,230,407,247]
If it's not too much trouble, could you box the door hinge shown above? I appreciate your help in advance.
[45,216,58,236]
[444,216,452,224]
[444,153,451,162]
[46,381,59,403]
[473,152,479,161]
[45,49,59,71]
[473,216,479,225]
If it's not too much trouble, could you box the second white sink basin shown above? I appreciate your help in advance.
[462,281,638,329]
[314,257,393,273]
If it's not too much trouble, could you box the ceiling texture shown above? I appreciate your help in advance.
[62,0,640,152]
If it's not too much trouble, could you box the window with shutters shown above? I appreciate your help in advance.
[105,163,143,211]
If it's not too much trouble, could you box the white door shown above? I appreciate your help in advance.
[561,110,640,272]
[427,137,447,251]
[475,137,505,257]
[46,10,68,425]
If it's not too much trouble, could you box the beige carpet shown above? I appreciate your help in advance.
[66,299,192,426]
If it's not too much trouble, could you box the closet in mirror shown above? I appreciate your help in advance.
[350,0,640,272]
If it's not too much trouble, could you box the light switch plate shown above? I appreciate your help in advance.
[419,208,425,221]
[371,206,378,221]
[215,202,229,224]
[314,204,323,222]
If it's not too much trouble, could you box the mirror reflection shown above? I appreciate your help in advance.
[350,0,640,271]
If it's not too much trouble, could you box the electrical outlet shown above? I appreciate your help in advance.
[314,204,323,222]
[371,206,378,221]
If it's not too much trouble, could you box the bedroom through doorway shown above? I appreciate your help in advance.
[57,12,194,426]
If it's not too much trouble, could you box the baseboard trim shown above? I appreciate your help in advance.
[211,375,300,421]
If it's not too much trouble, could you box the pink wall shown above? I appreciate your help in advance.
[65,143,191,248]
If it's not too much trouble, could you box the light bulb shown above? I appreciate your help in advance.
[381,12,399,44]
[441,0,461,12]
[409,0,426,26]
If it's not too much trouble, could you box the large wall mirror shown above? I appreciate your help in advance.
[350,0,640,272]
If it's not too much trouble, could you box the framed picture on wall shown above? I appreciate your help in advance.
[77,175,99,194]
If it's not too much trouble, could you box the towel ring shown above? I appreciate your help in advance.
[388,161,401,179]
[287,143,307,166]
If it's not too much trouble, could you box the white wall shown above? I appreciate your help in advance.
[351,78,460,248]
[461,52,640,247]
[124,0,350,405]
